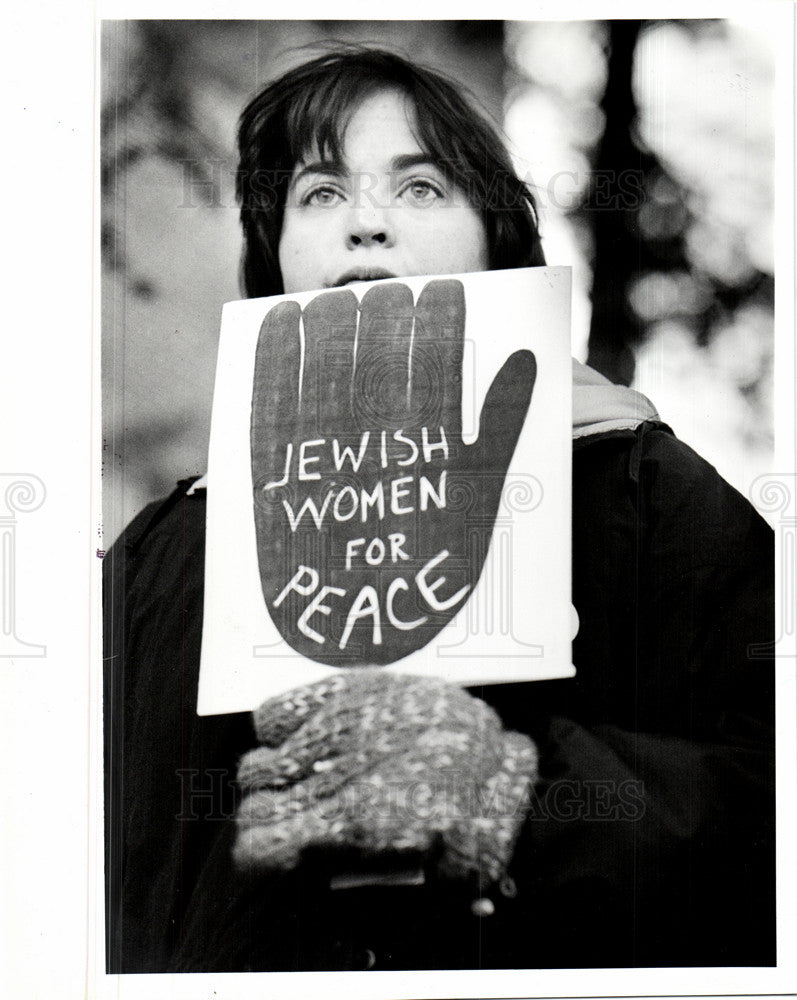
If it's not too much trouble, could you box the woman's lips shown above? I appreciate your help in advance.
[329,268,398,287]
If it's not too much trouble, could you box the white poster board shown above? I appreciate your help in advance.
[198,266,574,715]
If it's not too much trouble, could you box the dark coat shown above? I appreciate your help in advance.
[104,422,775,972]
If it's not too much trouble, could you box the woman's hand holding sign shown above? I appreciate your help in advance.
[251,279,536,665]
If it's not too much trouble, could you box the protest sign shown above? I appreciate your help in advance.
[198,267,574,715]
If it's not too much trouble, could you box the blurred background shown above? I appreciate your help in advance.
[101,19,775,544]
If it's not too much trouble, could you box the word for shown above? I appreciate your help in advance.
[344,533,409,570]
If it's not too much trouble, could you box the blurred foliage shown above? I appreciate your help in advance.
[507,18,773,391]
[505,17,774,499]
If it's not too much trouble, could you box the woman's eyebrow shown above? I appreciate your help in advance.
[290,160,345,186]
[390,153,441,172]
[289,154,442,191]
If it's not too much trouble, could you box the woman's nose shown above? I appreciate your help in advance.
[345,199,395,249]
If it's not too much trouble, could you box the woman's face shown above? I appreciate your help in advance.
[278,88,489,293]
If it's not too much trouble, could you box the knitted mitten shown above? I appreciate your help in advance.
[233,670,538,890]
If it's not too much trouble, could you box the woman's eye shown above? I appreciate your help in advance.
[302,186,344,208]
[401,178,445,206]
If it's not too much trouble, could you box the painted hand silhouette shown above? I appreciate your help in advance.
[251,279,536,666]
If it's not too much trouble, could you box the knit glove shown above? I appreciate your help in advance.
[233,670,538,891]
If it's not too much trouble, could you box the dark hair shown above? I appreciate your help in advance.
[236,47,545,298]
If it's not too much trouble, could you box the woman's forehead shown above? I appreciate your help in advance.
[292,85,426,168]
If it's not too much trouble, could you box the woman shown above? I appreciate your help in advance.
[104,48,774,973]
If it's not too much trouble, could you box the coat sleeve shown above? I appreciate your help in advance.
[103,484,264,973]
[475,423,775,968]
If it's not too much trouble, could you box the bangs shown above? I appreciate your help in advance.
[282,71,420,168]
[276,53,463,179]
